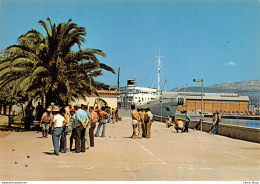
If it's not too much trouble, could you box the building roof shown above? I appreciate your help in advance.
[97,90,120,95]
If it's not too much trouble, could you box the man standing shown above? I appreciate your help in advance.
[141,108,146,138]
[184,110,191,132]
[95,106,109,137]
[175,118,185,133]
[40,106,52,138]
[36,102,44,121]
[74,104,88,153]
[131,105,140,139]
[60,108,69,153]
[145,108,153,139]
[83,105,91,150]
[210,111,221,134]
[25,102,35,131]
[89,106,98,147]
[137,108,142,138]
[69,109,76,151]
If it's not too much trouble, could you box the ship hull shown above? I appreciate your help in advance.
[137,98,179,117]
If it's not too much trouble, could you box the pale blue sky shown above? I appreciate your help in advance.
[0,0,260,90]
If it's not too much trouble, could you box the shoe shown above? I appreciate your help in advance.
[86,147,90,149]
[70,148,75,151]
[80,150,85,152]
[95,135,99,137]
[101,136,105,138]
[61,151,66,153]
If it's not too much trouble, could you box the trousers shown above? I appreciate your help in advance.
[85,125,90,148]
[75,126,85,153]
[52,127,62,155]
[89,123,96,147]
[95,119,107,137]
[60,126,68,152]
[42,122,50,137]
[145,121,152,138]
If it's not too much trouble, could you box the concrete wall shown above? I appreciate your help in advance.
[154,115,260,143]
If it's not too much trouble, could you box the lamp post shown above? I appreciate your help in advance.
[193,78,203,131]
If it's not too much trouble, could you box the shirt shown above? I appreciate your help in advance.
[185,113,190,122]
[71,114,76,129]
[75,109,88,128]
[41,112,52,123]
[86,111,91,127]
[147,111,153,121]
[53,114,65,127]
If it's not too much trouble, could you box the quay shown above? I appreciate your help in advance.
[0,117,259,181]
[203,114,260,120]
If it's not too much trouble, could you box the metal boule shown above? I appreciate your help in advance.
[25,164,28,167]
[12,149,15,151]
[15,161,18,164]
[27,155,30,158]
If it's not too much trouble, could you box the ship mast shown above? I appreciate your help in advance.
[155,49,164,99]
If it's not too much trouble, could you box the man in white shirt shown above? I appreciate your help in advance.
[50,106,66,156]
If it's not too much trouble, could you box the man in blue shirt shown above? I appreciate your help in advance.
[184,110,191,132]
[74,104,89,153]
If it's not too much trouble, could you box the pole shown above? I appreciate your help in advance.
[201,79,203,131]
[117,67,120,91]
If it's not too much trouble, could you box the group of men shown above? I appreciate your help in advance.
[131,105,153,139]
[39,103,112,156]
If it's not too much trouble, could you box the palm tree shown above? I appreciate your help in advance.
[0,18,115,106]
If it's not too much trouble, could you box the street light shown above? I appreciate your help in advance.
[193,78,203,131]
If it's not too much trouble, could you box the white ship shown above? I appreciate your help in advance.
[118,53,184,117]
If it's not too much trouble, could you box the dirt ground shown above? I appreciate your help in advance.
[0,117,259,181]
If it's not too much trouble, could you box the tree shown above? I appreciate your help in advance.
[0,18,115,106]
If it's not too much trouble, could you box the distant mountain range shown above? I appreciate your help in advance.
[171,80,260,94]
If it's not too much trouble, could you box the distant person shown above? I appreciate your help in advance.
[50,106,65,156]
[141,108,146,138]
[131,105,140,139]
[174,118,185,133]
[139,108,145,138]
[136,108,142,138]
[194,111,204,130]
[25,102,35,131]
[40,106,52,138]
[183,110,191,132]
[209,113,217,134]
[95,106,109,137]
[83,105,91,150]
[115,108,119,122]
[144,108,153,139]
[89,106,99,147]
[36,102,44,121]
[166,116,174,128]
[106,107,112,123]
[69,109,76,151]
[210,111,221,135]
[112,108,116,123]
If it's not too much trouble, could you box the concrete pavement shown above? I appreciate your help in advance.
[0,117,259,181]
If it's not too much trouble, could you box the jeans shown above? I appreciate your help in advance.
[60,126,68,152]
[52,127,62,155]
[184,121,190,132]
[210,121,219,134]
[175,125,184,133]
[42,122,50,137]
[107,113,111,123]
[95,119,107,137]
[75,126,85,153]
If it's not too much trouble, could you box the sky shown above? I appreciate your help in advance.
[0,0,260,91]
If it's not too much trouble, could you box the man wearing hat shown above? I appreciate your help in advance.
[50,106,66,156]
[40,106,53,138]
[175,118,185,133]
[74,104,89,153]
